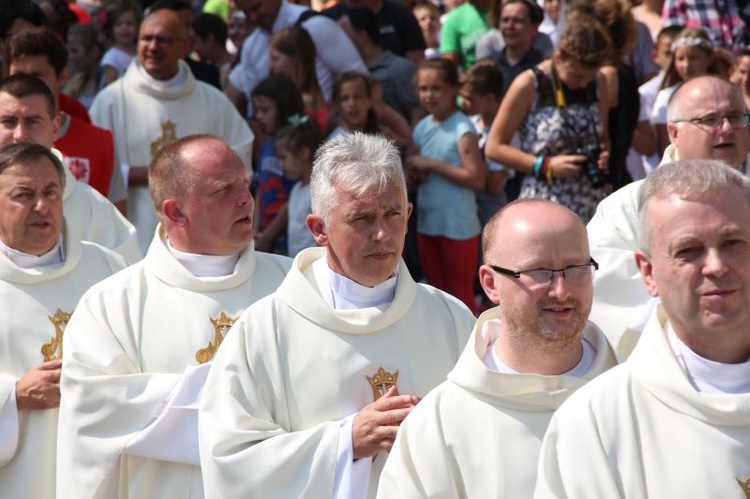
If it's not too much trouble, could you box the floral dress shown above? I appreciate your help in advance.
[517,66,606,221]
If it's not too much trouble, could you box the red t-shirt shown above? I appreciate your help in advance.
[54,116,114,198]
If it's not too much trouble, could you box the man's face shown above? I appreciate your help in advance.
[233,0,280,32]
[0,92,59,147]
[636,190,750,349]
[175,142,254,255]
[499,2,537,51]
[0,157,64,255]
[668,81,750,169]
[481,204,593,347]
[310,182,411,287]
[9,55,65,98]
[137,10,188,80]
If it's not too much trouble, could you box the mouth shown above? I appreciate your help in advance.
[702,289,736,299]
[368,250,394,260]
[541,305,575,318]
[234,215,252,225]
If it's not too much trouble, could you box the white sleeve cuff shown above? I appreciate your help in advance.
[124,363,210,466]
[0,387,20,467]
[333,413,371,499]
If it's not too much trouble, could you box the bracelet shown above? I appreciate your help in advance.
[532,155,544,178]
[543,156,552,183]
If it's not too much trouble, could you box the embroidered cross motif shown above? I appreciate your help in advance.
[195,312,237,364]
[737,476,750,499]
[366,367,399,401]
[41,309,72,361]
[150,120,178,157]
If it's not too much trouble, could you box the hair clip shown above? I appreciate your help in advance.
[288,114,310,128]
[671,36,715,52]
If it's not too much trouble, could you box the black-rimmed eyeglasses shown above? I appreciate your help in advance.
[489,258,599,287]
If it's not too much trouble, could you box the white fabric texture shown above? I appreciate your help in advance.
[198,247,475,499]
[57,226,291,499]
[535,304,750,498]
[89,60,254,254]
[377,308,616,498]
[0,232,125,499]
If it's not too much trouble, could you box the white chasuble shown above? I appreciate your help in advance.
[535,305,750,499]
[89,61,254,255]
[57,226,291,499]
[199,247,476,499]
[0,232,125,499]
[377,308,617,499]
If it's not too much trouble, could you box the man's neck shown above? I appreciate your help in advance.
[494,325,585,375]
[672,323,750,364]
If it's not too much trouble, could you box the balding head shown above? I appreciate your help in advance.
[666,76,749,169]
[137,9,188,80]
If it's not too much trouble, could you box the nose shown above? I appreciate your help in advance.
[717,116,735,134]
[13,124,29,142]
[33,193,51,214]
[372,216,390,242]
[548,272,572,301]
[703,248,728,277]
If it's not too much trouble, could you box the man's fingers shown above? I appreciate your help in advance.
[39,360,62,370]
[375,393,418,411]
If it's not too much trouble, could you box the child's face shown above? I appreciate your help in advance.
[67,36,98,73]
[653,35,674,71]
[674,45,712,82]
[414,6,440,44]
[731,55,750,94]
[253,96,280,135]
[276,144,308,181]
[269,47,295,79]
[417,68,457,120]
[337,79,372,130]
[113,10,138,47]
[544,0,561,23]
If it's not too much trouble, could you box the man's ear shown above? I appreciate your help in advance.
[162,199,187,226]
[478,264,500,305]
[58,66,70,87]
[634,249,659,297]
[666,122,679,145]
[307,213,328,246]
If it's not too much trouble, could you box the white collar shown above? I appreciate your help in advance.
[167,238,240,277]
[0,236,64,268]
[311,256,397,310]
[666,323,750,394]
[136,61,188,91]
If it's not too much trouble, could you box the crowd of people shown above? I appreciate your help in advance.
[0,0,750,497]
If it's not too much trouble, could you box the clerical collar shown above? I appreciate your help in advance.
[0,236,64,268]
[167,239,239,277]
[137,61,188,91]
[311,257,397,310]
[666,323,750,394]
[482,319,595,376]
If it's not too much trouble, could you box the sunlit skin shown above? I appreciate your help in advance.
[137,10,188,80]
[113,9,138,53]
[635,190,750,363]
[730,55,750,107]
[307,183,412,287]
[653,35,675,71]
[252,96,279,135]
[673,45,713,82]
[415,67,458,121]
[0,93,60,148]
[413,5,440,48]
[554,56,599,91]
[499,2,536,52]
[0,157,64,256]
[337,78,372,131]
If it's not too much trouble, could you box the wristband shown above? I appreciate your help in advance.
[532,155,544,178]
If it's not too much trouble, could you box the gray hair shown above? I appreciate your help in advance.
[638,159,750,251]
[310,132,406,225]
[666,76,744,123]
[0,142,66,188]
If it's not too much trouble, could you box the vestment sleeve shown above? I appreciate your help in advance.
[0,377,19,467]
[57,287,181,498]
[199,308,342,499]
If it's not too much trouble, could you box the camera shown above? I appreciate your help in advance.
[573,142,606,189]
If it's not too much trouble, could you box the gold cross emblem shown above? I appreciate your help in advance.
[366,367,399,401]
[195,312,237,364]
[41,309,72,361]
[150,120,178,157]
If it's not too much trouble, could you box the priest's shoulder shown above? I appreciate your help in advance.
[80,240,128,273]
[415,281,476,322]
[254,251,294,276]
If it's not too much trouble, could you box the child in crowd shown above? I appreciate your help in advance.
[192,13,234,90]
[275,115,320,258]
[63,23,105,109]
[327,72,412,146]
[269,27,329,131]
[731,49,750,110]
[460,61,508,227]
[98,0,141,85]
[412,2,441,59]
[408,58,485,314]
[651,27,716,155]
[251,74,305,255]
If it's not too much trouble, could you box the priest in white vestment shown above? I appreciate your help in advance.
[535,160,750,499]
[377,200,617,499]
[0,74,141,263]
[0,142,126,499]
[56,136,291,499]
[89,9,254,255]
[199,132,475,499]
[587,76,750,358]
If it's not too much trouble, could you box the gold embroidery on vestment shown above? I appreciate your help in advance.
[737,476,750,498]
[41,309,71,361]
[150,120,178,157]
[366,367,399,401]
[195,312,237,364]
